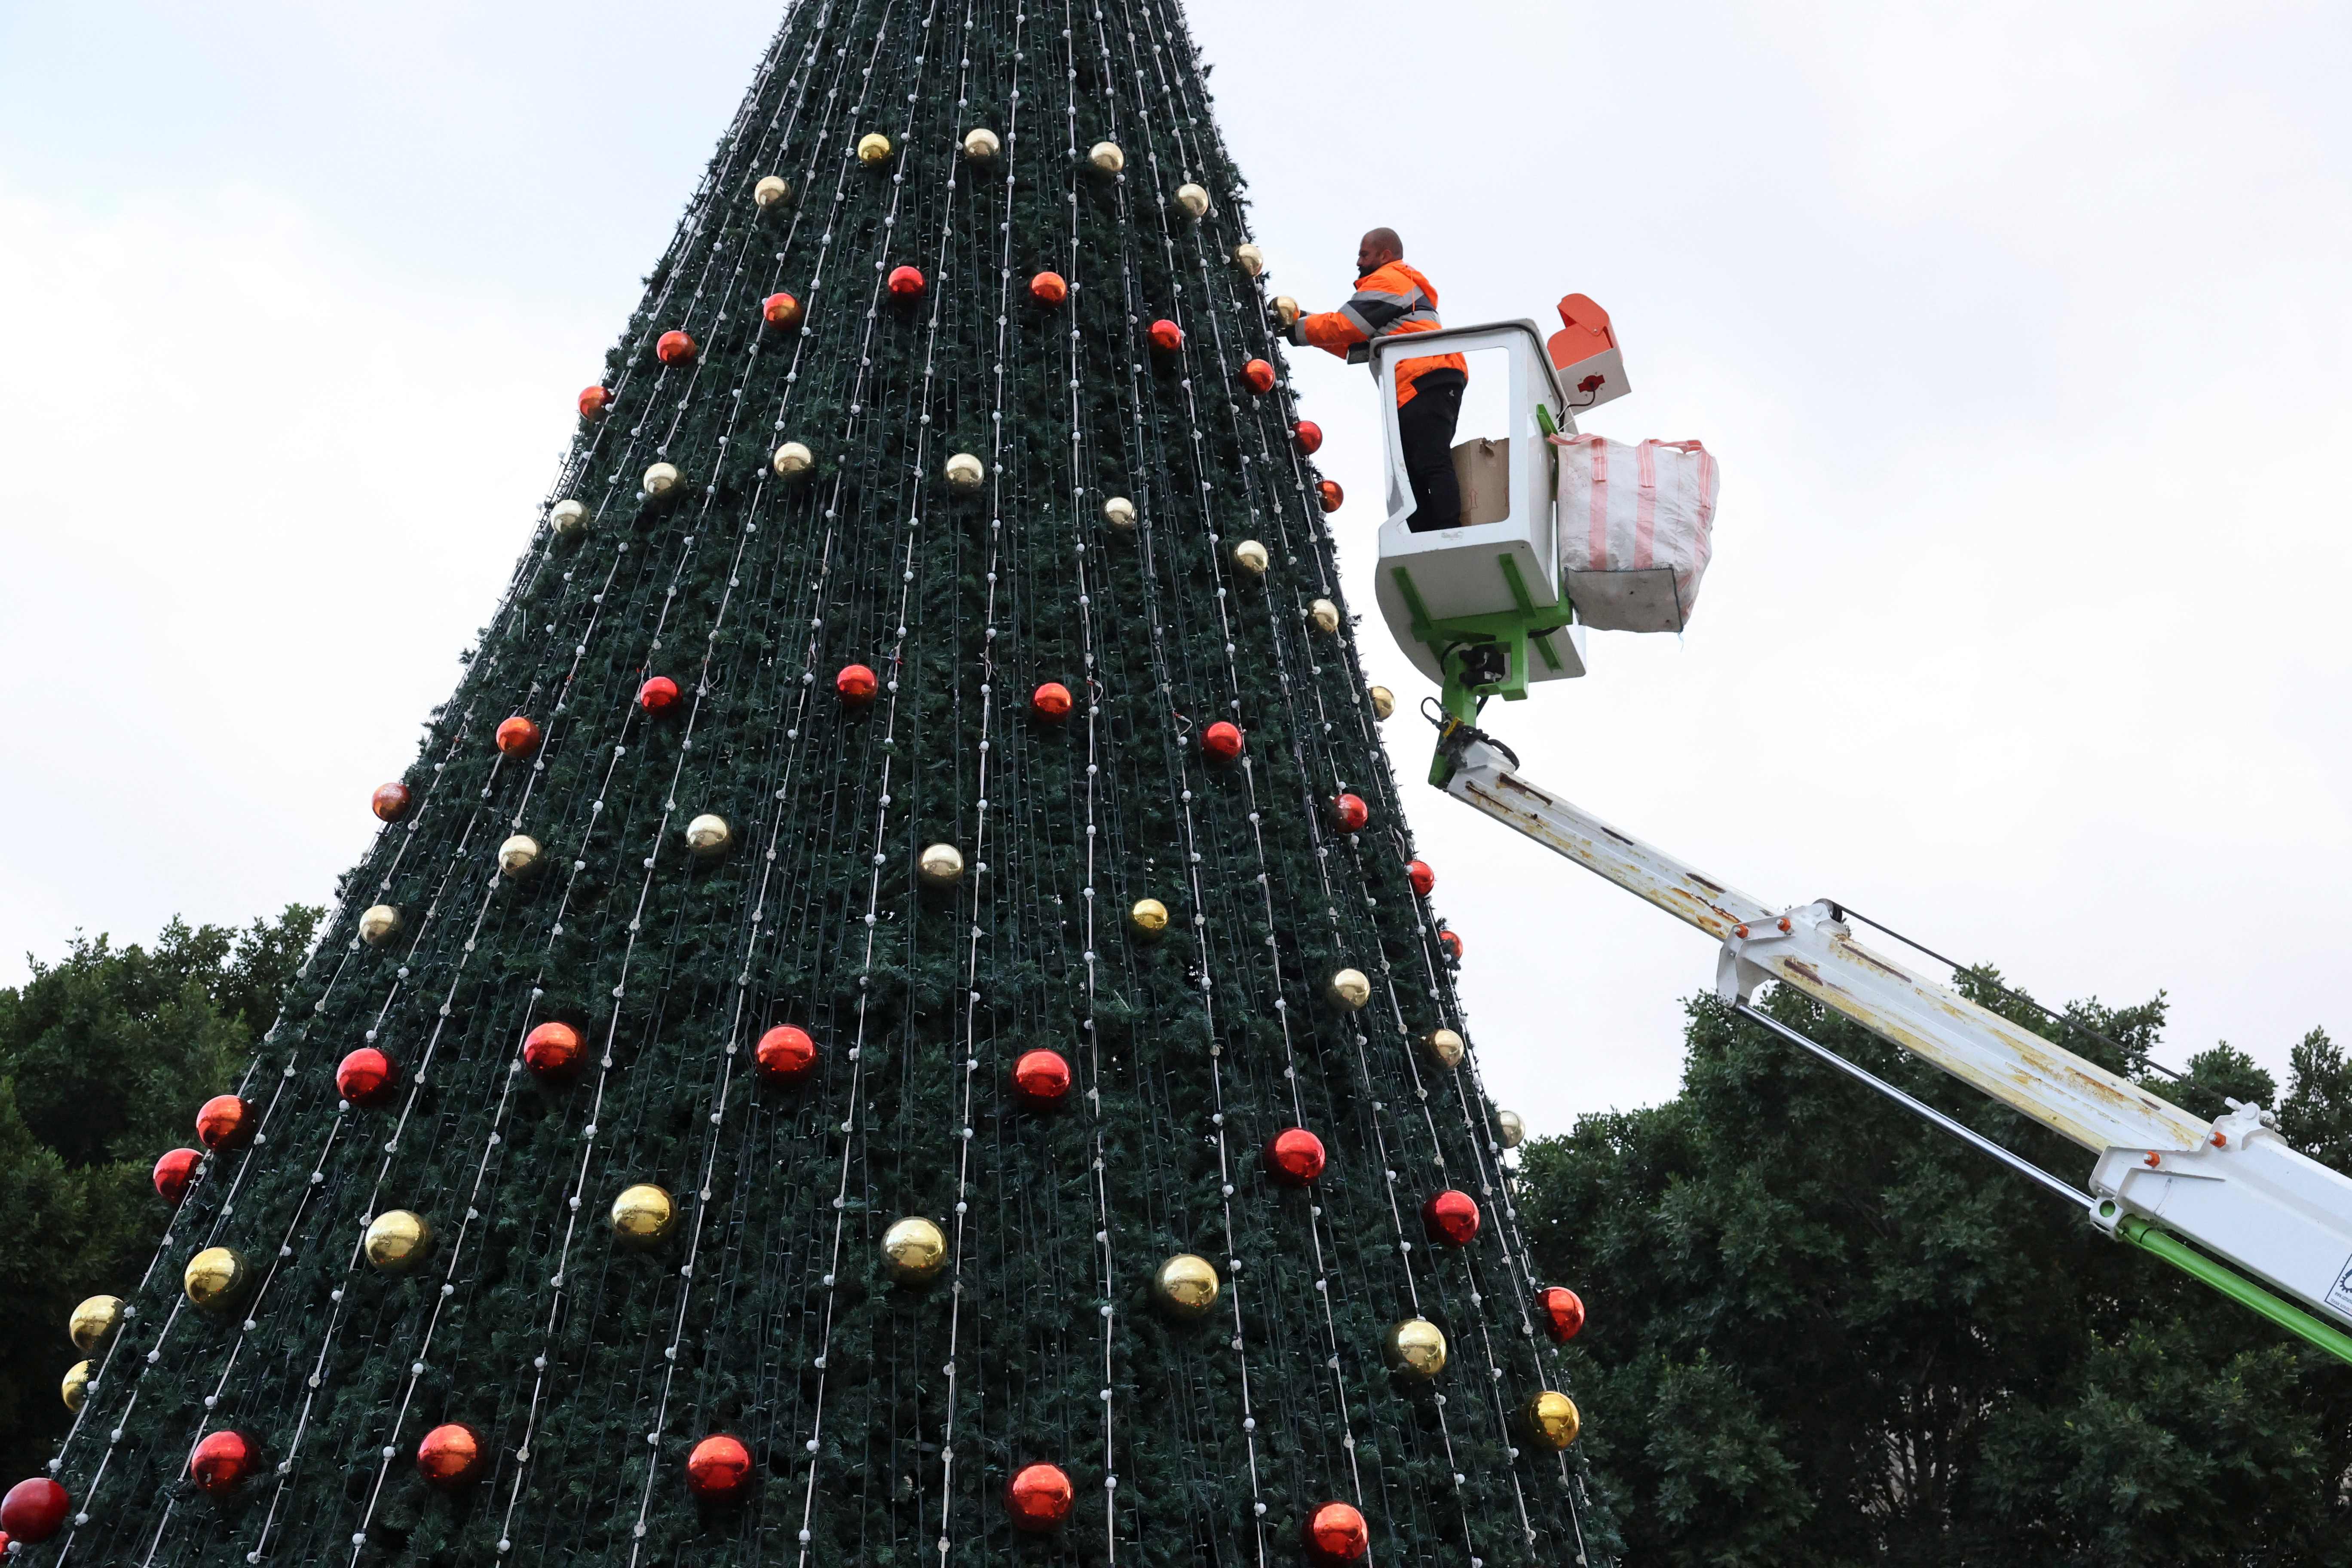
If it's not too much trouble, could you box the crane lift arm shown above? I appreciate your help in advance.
[1431,718,2352,1363]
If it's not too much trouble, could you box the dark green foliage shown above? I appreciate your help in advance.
[1522,981,2352,1566]
[53,4,1606,1565]
[0,908,318,1482]
[2282,1029,2352,1171]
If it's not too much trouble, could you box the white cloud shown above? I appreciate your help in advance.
[1207,0,2352,1130]
[0,179,586,968]
[1,1,2346,1161]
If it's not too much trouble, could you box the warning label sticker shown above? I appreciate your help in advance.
[2327,1254,2352,1318]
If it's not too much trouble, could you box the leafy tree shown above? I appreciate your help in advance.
[1521,977,2352,1566]
[0,908,318,1481]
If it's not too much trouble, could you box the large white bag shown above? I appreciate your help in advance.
[1548,433,1719,633]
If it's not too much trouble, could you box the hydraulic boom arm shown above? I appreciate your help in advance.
[1435,721,2352,1359]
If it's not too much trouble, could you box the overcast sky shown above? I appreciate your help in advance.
[2,2,2346,1148]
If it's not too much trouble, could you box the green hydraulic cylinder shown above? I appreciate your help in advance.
[2109,1207,2352,1367]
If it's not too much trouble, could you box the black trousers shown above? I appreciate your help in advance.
[1396,368,1466,532]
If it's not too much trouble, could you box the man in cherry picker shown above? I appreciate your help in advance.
[1286,227,1468,532]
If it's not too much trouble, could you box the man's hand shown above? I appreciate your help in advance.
[1270,294,1303,343]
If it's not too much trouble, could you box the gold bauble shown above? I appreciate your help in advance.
[944,452,985,490]
[550,499,588,536]
[1153,1253,1220,1320]
[1369,686,1396,721]
[1326,968,1372,1011]
[1231,539,1268,576]
[1496,1109,1526,1149]
[1129,897,1170,938]
[882,1215,947,1284]
[1233,242,1265,277]
[685,813,733,860]
[962,126,1001,161]
[1384,1318,1449,1381]
[1173,182,1210,218]
[611,1183,677,1248]
[1519,1390,1581,1450]
[918,842,965,887]
[497,833,542,879]
[184,1246,249,1313]
[1272,295,1301,329]
[1100,495,1137,530]
[857,132,894,165]
[1308,598,1341,633]
[1087,140,1125,174]
[642,461,681,499]
[1424,1028,1466,1068]
[364,1210,434,1274]
[68,1294,124,1353]
[358,904,402,947]
[753,174,791,208]
[772,440,815,478]
[62,1358,92,1413]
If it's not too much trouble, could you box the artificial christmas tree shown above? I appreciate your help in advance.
[33,3,1609,1563]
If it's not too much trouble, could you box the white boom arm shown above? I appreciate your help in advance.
[1441,730,2352,1333]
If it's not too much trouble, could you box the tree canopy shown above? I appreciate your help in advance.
[1520,974,2352,1566]
[0,908,317,1481]
[12,896,2349,1562]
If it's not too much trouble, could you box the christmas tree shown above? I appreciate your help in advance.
[17,4,1609,1563]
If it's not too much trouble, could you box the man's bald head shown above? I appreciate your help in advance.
[1356,227,1403,274]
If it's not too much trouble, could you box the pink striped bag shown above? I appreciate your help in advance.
[1547,433,1719,633]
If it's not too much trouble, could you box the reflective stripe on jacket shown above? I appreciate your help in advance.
[1297,260,1467,406]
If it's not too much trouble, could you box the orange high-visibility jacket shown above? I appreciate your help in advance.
[1297,260,1467,406]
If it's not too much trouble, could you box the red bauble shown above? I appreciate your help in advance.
[656,329,697,364]
[1031,681,1073,721]
[1201,721,1243,762]
[1241,358,1276,395]
[336,1047,398,1108]
[1303,1501,1369,1565]
[1148,318,1184,354]
[188,1429,256,1495]
[638,675,681,714]
[836,663,879,704]
[1004,1462,1075,1532]
[416,1423,486,1488]
[578,385,612,420]
[195,1094,252,1151]
[522,1020,585,1081]
[887,265,927,298]
[1538,1285,1586,1343]
[153,1146,203,1207]
[762,291,804,330]
[1294,420,1324,454]
[1318,479,1344,513]
[495,716,541,757]
[1,1478,70,1544]
[1029,270,1068,305]
[1439,930,1464,961]
[1265,1127,1327,1186]
[755,1024,818,1087]
[1406,859,1435,897]
[1332,793,1369,832]
[1011,1048,1073,1109]
[1421,1188,1480,1246]
[685,1434,753,1501]
[371,782,413,823]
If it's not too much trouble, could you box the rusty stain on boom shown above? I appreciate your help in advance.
[1461,767,2206,1153]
